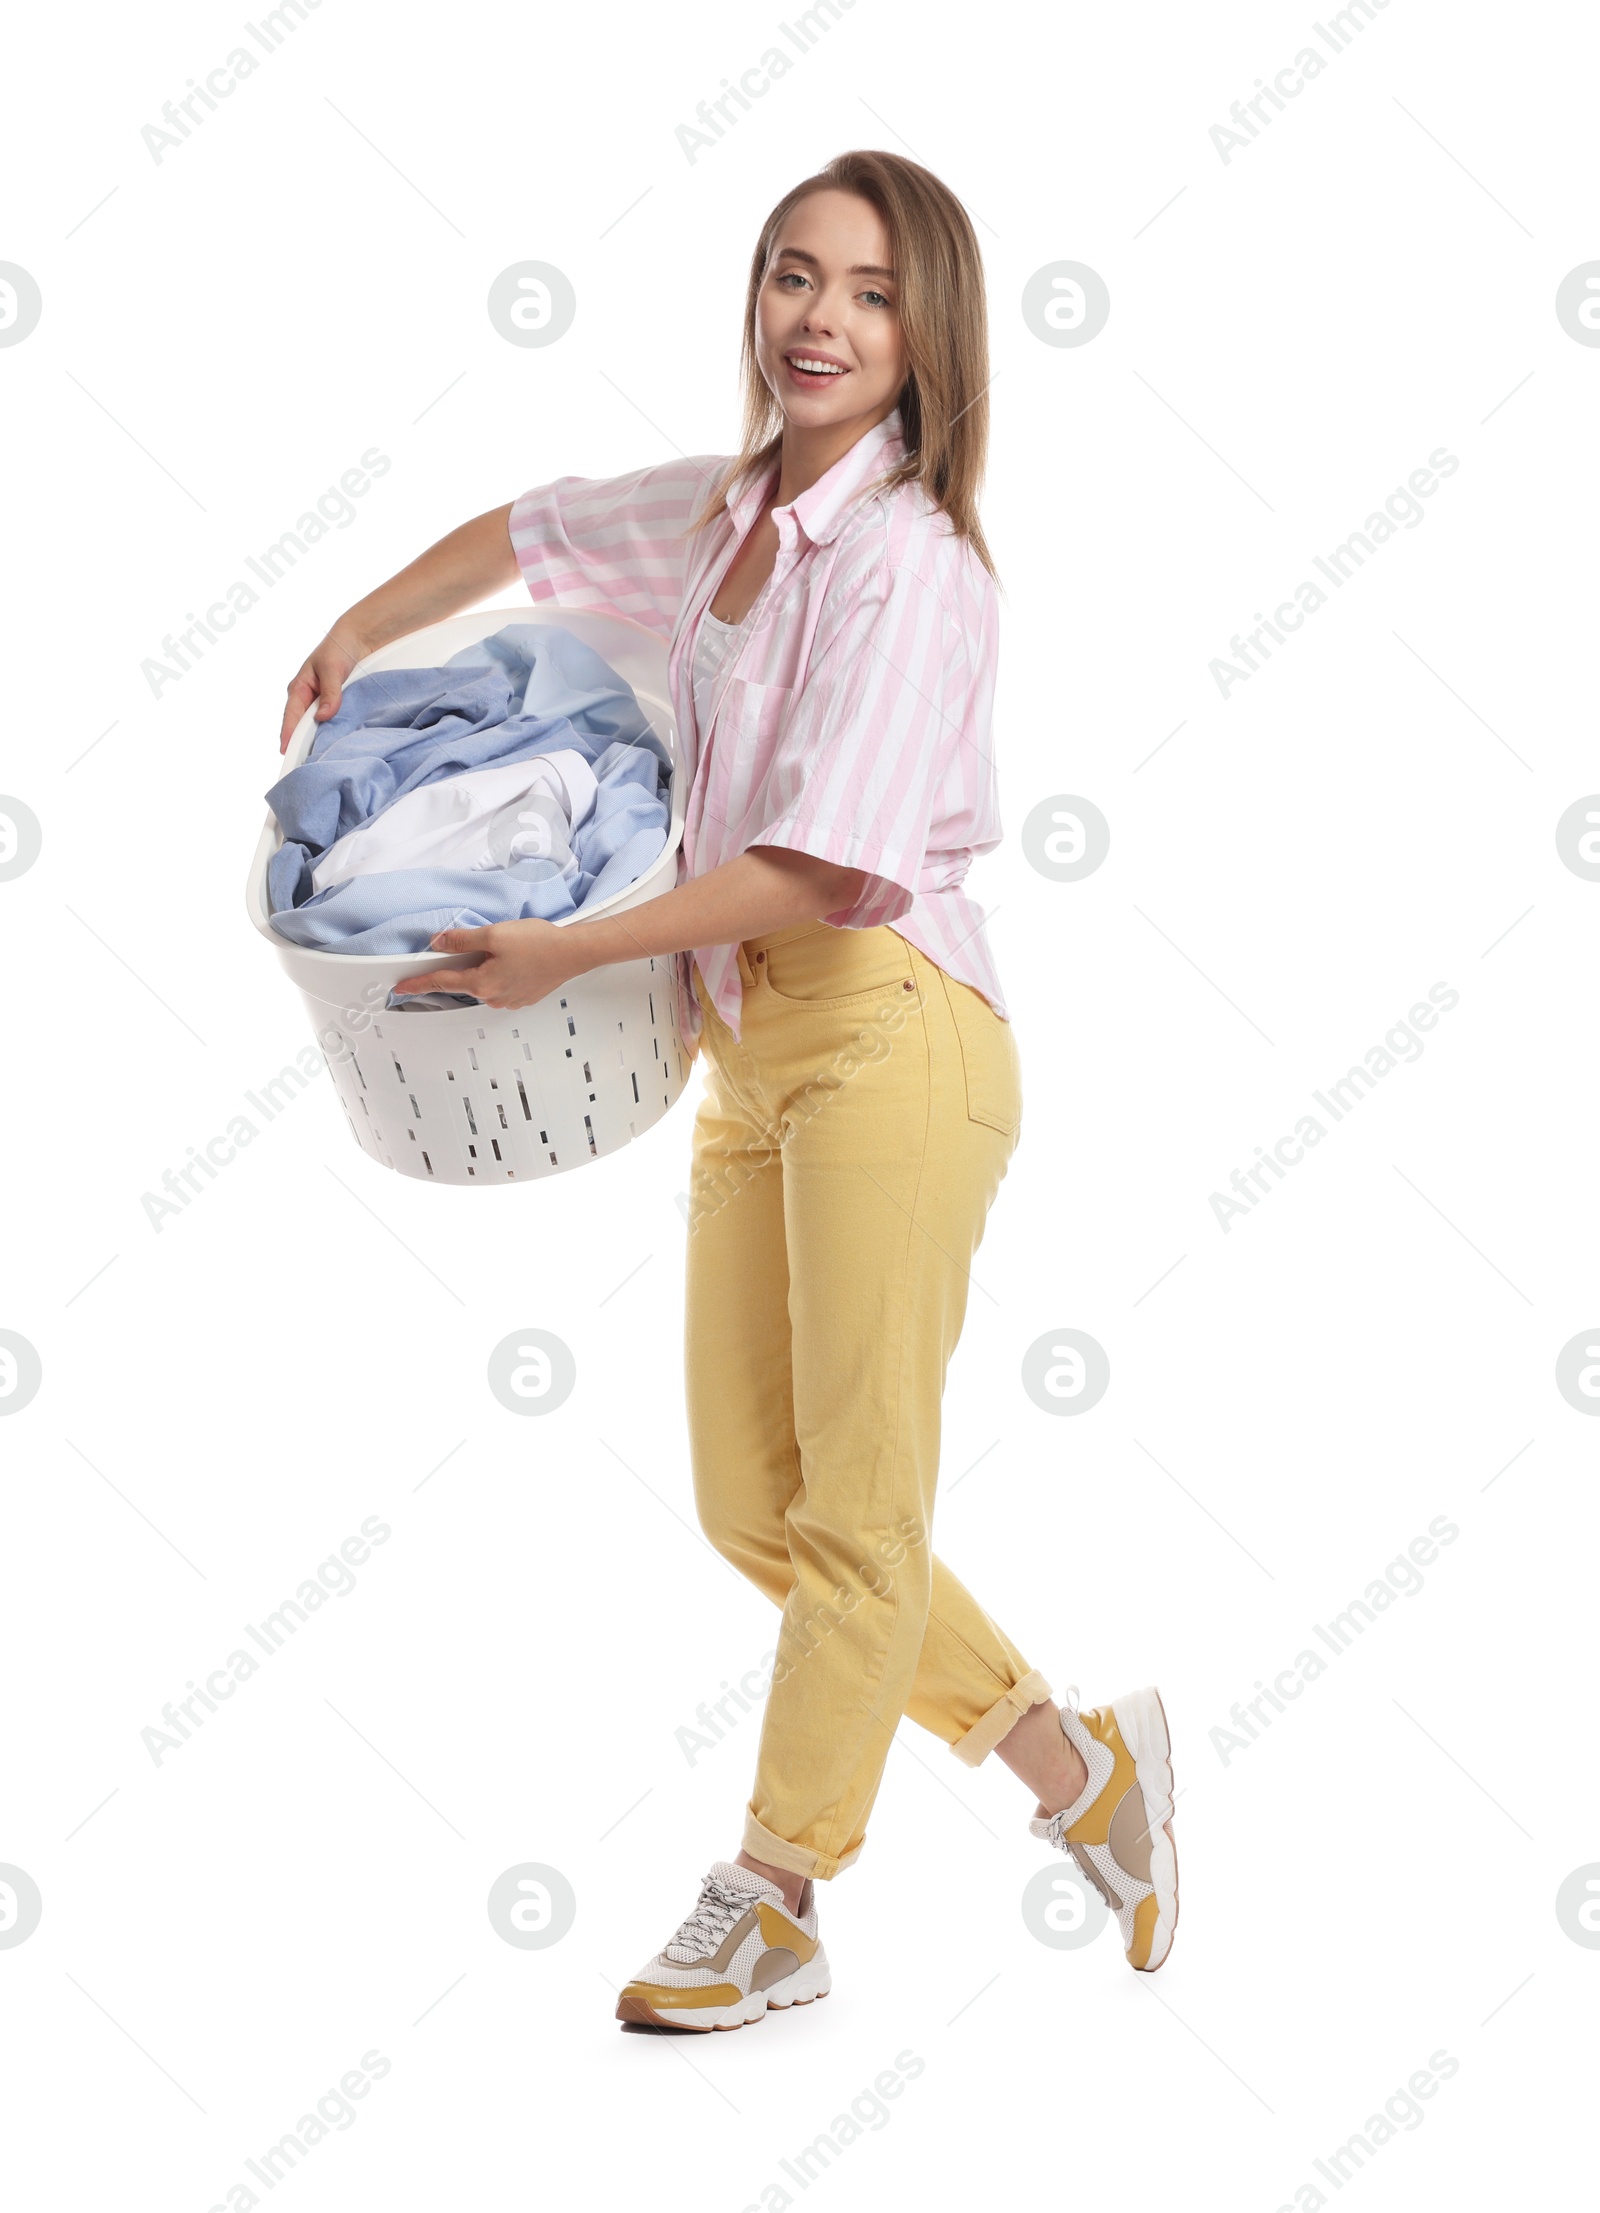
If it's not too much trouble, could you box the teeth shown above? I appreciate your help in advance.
[790,357,844,374]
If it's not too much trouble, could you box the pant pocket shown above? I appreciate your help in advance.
[937,966,1022,1139]
[761,923,916,1008]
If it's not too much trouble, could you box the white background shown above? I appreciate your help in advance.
[1,0,1595,2206]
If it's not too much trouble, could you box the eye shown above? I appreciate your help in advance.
[774,269,809,290]
[860,288,891,309]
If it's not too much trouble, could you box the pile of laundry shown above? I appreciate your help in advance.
[266,624,670,1002]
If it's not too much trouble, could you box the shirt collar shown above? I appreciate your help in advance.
[725,405,906,547]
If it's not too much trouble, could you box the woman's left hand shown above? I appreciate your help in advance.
[392,919,578,1009]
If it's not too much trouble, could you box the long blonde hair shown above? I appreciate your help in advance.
[689,150,997,581]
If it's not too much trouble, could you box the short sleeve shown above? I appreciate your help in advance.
[507,454,727,644]
[749,556,990,929]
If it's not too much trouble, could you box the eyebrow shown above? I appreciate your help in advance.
[771,246,896,281]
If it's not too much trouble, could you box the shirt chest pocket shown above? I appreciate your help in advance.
[712,676,792,754]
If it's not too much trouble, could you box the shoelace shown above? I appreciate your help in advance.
[1036,1686,1085,1849]
[665,1873,757,1963]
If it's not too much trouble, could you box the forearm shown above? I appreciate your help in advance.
[558,847,867,973]
[340,504,521,651]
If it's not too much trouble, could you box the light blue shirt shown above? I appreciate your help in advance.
[266,624,670,960]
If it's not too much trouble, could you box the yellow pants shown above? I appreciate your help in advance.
[685,919,1051,1880]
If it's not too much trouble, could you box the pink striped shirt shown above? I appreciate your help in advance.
[506,406,1008,1044]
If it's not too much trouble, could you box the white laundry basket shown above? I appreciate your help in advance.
[245,605,694,1186]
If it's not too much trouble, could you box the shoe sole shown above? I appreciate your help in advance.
[1113,1685,1179,1972]
[616,1952,833,2032]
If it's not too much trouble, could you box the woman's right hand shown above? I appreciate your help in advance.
[278,623,372,755]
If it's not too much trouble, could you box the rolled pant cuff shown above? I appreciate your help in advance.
[949,1669,1055,1768]
[742,1809,863,1883]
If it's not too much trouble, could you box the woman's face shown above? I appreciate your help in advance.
[755,188,907,436]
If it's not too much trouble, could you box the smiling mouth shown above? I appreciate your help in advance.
[786,354,849,377]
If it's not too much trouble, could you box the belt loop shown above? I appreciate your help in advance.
[735,941,754,986]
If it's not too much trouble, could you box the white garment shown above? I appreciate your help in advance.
[310,749,599,894]
[691,605,754,739]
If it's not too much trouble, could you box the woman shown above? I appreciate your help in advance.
[280,151,1177,2030]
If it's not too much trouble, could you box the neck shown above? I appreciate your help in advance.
[772,398,898,509]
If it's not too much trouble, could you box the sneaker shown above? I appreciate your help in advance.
[1029,1686,1179,1972]
[616,1860,832,2031]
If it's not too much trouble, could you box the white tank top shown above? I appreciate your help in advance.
[691,603,755,740]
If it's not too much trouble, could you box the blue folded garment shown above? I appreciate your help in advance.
[266,625,671,983]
